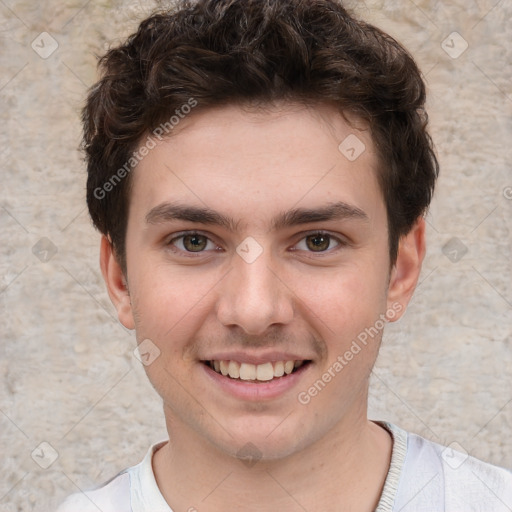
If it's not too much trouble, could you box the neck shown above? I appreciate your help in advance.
[153,407,392,512]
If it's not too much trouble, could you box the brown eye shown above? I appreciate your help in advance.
[305,233,331,252]
[294,232,342,254]
[182,234,208,252]
[168,232,215,255]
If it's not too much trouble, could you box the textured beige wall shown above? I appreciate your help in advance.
[0,0,511,510]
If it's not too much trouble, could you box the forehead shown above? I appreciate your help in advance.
[129,102,383,229]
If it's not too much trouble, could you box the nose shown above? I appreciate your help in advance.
[215,245,294,335]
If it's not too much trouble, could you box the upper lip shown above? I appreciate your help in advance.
[201,351,312,365]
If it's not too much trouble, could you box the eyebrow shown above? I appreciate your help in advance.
[145,200,369,232]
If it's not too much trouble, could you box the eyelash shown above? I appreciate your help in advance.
[166,230,346,258]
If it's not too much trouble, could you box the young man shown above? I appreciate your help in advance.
[57,0,512,510]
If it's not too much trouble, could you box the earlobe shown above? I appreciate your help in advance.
[99,236,135,330]
[386,218,426,322]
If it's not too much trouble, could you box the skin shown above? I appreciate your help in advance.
[101,102,426,511]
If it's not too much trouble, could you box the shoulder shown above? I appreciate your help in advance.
[55,471,131,512]
[439,442,512,511]
[54,440,169,512]
[390,423,512,512]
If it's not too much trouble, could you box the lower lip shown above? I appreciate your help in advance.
[201,362,312,401]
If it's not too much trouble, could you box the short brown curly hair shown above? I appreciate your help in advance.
[82,0,439,272]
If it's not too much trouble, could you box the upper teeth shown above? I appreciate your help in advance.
[210,360,304,381]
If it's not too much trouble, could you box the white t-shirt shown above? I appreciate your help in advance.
[56,422,512,511]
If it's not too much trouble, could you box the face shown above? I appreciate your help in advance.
[103,102,423,461]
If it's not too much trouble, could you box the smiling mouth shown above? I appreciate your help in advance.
[203,359,311,382]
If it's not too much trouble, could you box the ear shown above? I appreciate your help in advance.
[386,217,426,321]
[99,235,135,330]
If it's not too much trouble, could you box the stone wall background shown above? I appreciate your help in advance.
[0,0,511,510]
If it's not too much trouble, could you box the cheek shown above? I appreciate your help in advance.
[128,263,217,345]
[296,264,387,338]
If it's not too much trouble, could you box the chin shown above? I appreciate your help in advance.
[209,418,316,463]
